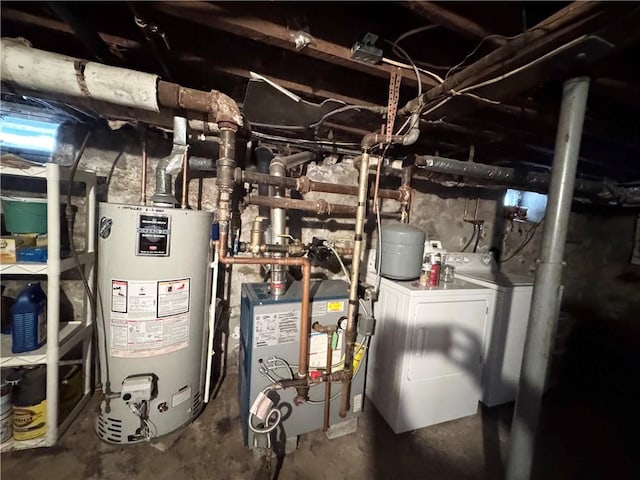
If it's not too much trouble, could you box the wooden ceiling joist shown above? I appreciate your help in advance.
[153,1,438,89]
[1,7,140,51]
[403,1,506,46]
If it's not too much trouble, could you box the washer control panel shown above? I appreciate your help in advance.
[444,252,495,272]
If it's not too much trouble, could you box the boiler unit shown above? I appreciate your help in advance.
[96,203,212,443]
[239,280,367,449]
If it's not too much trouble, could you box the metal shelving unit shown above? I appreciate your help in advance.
[1,162,96,452]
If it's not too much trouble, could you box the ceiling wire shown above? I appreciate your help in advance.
[419,36,587,118]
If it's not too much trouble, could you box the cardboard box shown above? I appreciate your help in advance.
[0,235,37,263]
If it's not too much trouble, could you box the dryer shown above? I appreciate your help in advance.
[365,273,495,433]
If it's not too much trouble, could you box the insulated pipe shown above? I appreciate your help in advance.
[217,230,312,394]
[1,39,242,127]
[414,155,612,197]
[506,77,590,480]
[1,38,160,111]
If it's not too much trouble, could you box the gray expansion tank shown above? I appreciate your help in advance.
[379,222,425,280]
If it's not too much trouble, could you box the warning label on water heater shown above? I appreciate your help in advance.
[157,278,190,317]
[254,311,300,348]
[110,277,191,358]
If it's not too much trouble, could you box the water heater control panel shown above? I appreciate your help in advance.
[121,374,158,404]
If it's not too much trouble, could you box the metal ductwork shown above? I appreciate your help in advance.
[150,116,188,206]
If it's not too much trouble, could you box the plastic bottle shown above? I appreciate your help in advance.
[10,283,47,354]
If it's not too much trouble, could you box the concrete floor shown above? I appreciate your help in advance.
[2,313,639,480]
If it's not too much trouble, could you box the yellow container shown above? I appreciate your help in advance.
[13,399,46,441]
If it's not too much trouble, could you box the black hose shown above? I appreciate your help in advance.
[472,226,481,253]
[461,224,477,252]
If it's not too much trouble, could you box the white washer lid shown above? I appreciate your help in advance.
[460,270,534,287]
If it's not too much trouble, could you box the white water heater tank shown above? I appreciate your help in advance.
[96,203,212,444]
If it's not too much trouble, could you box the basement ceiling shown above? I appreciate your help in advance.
[2,1,640,184]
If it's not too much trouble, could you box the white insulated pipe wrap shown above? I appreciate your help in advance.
[1,39,159,112]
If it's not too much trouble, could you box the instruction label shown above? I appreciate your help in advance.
[172,385,192,408]
[253,311,299,348]
[111,280,128,313]
[309,331,344,369]
[137,214,170,256]
[157,278,190,317]
[312,301,327,318]
[110,277,190,358]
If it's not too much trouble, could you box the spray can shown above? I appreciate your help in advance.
[8,367,47,441]
[11,283,47,354]
[429,253,441,287]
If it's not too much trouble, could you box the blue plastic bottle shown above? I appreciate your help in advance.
[11,283,47,353]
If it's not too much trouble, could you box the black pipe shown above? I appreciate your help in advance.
[414,155,640,204]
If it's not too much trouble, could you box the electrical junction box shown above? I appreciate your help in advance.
[350,33,383,64]
[239,280,367,448]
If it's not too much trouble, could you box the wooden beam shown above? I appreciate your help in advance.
[403,1,506,46]
[1,7,141,50]
[400,1,620,117]
[2,7,383,108]
[153,1,438,88]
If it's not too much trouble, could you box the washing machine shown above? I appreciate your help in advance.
[446,252,534,407]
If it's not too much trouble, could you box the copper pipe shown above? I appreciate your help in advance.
[218,231,312,386]
[181,150,188,209]
[141,138,147,205]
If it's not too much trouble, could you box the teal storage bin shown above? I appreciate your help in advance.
[1,197,48,234]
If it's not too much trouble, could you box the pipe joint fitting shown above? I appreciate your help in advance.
[296,176,311,194]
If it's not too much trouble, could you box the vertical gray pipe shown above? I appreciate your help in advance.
[255,146,274,218]
[506,77,590,480]
[270,158,287,297]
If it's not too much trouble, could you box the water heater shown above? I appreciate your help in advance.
[96,203,212,443]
